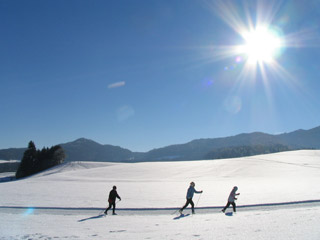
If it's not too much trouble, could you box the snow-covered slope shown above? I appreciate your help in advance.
[0,160,19,163]
[0,150,319,239]
[1,150,319,208]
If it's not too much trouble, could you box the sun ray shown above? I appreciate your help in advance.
[205,0,248,35]
[255,0,283,26]
[284,27,320,48]
[208,45,245,62]
[259,62,274,104]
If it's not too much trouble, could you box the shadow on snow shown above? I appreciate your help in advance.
[173,213,191,220]
[78,214,105,222]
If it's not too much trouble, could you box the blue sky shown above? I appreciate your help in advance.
[1,0,320,152]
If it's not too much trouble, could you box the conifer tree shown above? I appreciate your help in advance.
[16,141,65,179]
[16,141,37,179]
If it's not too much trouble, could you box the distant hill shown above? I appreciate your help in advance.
[140,132,282,161]
[278,126,320,149]
[0,160,20,174]
[0,148,26,161]
[0,126,319,162]
[60,138,136,162]
[141,126,320,161]
[204,144,290,160]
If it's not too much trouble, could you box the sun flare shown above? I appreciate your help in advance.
[203,0,317,96]
[238,26,283,65]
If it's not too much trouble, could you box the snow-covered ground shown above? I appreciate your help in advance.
[0,150,320,239]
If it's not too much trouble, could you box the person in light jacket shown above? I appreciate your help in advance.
[222,186,240,213]
[179,182,203,214]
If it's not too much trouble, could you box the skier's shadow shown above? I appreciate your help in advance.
[78,214,104,222]
[173,214,190,220]
[225,212,233,217]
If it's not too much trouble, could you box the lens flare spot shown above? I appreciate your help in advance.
[116,105,135,122]
[202,78,214,88]
[23,207,34,216]
[224,96,242,114]
[235,56,242,63]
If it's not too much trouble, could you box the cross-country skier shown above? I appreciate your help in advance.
[104,186,121,215]
[222,186,240,213]
[179,182,203,214]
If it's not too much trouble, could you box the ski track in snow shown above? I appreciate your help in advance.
[1,199,320,216]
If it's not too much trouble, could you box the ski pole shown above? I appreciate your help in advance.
[171,209,179,215]
[100,199,121,214]
[172,201,186,215]
[195,192,202,208]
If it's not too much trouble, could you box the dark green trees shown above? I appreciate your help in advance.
[15,141,37,179]
[16,141,65,179]
[204,144,290,160]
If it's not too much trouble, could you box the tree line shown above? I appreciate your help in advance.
[204,144,290,160]
[16,141,65,179]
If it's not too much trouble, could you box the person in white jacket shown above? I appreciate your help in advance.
[222,186,240,213]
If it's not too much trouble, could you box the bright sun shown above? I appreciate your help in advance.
[238,26,283,65]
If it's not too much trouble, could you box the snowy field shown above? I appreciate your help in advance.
[0,150,320,239]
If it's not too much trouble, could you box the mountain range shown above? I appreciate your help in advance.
[1,126,320,162]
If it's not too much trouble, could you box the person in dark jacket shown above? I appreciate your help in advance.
[104,186,121,215]
[222,186,240,213]
[179,182,203,214]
